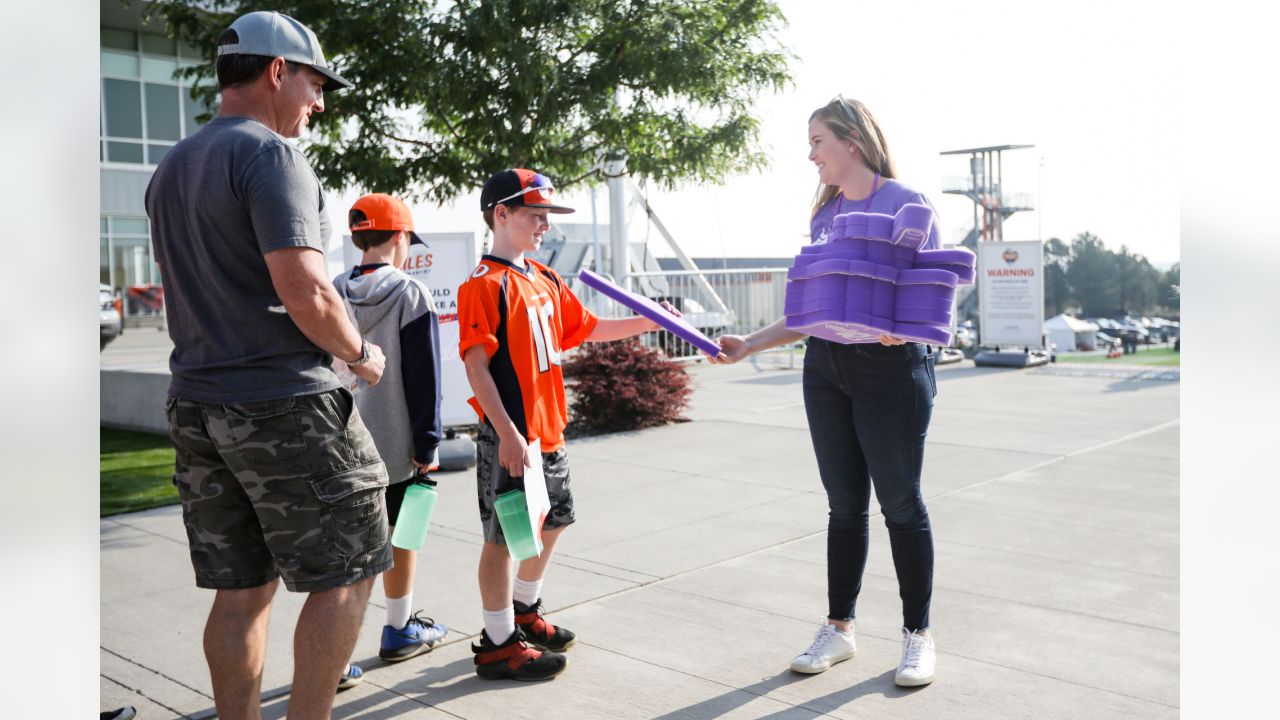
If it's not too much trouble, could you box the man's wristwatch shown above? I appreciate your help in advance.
[347,339,371,367]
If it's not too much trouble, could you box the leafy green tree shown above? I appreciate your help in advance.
[1043,236,1071,316]
[1115,245,1163,315]
[1066,232,1120,317]
[149,0,792,201]
[1162,263,1180,314]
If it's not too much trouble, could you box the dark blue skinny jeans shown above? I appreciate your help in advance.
[802,338,936,631]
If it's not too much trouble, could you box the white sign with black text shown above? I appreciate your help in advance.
[977,240,1045,348]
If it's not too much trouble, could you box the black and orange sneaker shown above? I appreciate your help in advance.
[472,629,567,681]
[514,598,576,652]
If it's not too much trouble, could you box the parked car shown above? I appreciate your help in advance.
[101,284,122,349]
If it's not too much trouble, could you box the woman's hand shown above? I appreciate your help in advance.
[714,334,752,364]
[878,334,907,346]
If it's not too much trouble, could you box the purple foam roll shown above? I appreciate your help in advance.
[789,257,882,282]
[891,245,917,270]
[891,322,953,346]
[915,248,975,267]
[834,212,894,241]
[894,296,954,315]
[866,238,894,267]
[834,310,894,335]
[786,278,847,315]
[836,237,870,261]
[799,237,869,262]
[914,264,975,285]
[786,309,894,345]
[891,203,935,249]
[846,274,874,315]
[897,268,959,288]
[895,282,956,303]
[870,278,896,318]
[896,306,953,325]
[577,269,722,357]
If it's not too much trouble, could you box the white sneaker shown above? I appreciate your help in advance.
[894,627,936,687]
[790,620,856,674]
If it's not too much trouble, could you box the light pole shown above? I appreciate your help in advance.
[1037,155,1045,242]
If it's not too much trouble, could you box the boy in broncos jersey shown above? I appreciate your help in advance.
[458,168,679,680]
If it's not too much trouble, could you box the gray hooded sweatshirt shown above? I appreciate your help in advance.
[334,264,442,484]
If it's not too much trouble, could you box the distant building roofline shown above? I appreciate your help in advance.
[940,144,1035,155]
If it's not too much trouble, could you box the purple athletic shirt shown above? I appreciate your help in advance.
[806,178,942,343]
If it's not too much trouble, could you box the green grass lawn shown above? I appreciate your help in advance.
[1056,345,1181,367]
[101,427,180,517]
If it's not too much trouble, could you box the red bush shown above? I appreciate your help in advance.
[564,339,692,436]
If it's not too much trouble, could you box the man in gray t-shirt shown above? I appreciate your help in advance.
[145,11,391,717]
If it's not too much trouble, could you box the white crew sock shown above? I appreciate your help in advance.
[513,577,543,607]
[385,593,413,630]
[482,607,516,645]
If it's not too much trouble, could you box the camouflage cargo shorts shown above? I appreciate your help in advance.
[476,423,575,545]
[165,387,393,592]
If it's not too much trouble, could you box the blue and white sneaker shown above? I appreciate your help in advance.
[337,662,363,690]
[379,611,448,662]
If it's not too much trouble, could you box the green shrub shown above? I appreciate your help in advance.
[565,339,691,436]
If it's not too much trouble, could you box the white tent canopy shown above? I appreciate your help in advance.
[1046,314,1100,352]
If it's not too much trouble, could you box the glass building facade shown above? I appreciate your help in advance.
[100,1,211,316]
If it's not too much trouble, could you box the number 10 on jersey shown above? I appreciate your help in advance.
[528,301,561,372]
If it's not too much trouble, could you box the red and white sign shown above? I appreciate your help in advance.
[342,232,476,426]
[977,240,1044,348]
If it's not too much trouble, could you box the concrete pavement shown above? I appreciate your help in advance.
[101,354,1179,719]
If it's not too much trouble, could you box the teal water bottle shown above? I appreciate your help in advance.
[494,489,542,561]
[390,477,438,551]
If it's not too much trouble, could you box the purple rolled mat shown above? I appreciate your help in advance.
[891,244,917,270]
[897,268,959,288]
[914,248,976,285]
[895,283,956,303]
[896,306,953,325]
[867,238,894,266]
[891,322,953,346]
[894,296,955,315]
[789,258,895,283]
[833,212,894,241]
[869,278,896,319]
[577,269,723,357]
[915,248,974,265]
[891,203,935,249]
[914,264,975,284]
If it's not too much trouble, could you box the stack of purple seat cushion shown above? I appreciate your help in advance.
[784,204,975,346]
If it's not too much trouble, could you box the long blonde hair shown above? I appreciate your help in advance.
[810,96,898,217]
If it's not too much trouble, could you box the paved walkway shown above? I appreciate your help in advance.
[101,356,1179,719]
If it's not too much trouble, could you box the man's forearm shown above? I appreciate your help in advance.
[283,284,364,362]
[265,247,363,362]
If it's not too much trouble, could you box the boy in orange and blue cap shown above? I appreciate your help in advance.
[333,193,448,665]
[458,169,679,680]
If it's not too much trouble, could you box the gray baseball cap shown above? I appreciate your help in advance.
[216,11,352,92]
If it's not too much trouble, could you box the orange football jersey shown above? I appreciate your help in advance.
[458,255,598,452]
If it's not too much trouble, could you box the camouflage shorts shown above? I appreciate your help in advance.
[165,388,393,593]
[476,423,575,545]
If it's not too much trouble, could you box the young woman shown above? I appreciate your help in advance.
[718,96,940,687]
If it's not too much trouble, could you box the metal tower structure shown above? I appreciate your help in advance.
[940,144,1035,249]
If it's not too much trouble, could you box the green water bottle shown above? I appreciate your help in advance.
[494,489,543,561]
[390,477,438,551]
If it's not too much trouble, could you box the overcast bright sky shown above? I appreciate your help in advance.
[326,0,1179,268]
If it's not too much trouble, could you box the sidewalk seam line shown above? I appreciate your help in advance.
[101,672,193,719]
